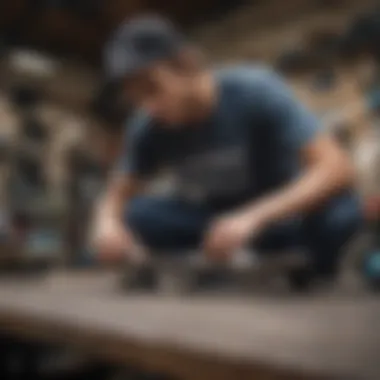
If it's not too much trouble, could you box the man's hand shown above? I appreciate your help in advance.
[91,174,146,264]
[204,210,266,261]
[90,218,140,263]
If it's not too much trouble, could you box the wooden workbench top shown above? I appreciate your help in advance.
[0,270,378,379]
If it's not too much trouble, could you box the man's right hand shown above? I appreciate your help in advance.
[91,174,146,263]
[91,218,139,263]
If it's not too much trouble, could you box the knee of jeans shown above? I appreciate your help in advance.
[124,197,207,251]
[255,220,301,252]
[125,198,157,237]
[125,199,169,250]
[305,201,363,253]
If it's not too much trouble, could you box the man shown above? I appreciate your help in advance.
[92,15,362,289]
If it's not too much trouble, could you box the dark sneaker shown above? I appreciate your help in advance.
[193,266,236,292]
[122,264,157,291]
[287,265,337,293]
[287,267,315,292]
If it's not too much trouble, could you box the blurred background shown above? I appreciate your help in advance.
[0,0,380,377]
[0,0,380,271]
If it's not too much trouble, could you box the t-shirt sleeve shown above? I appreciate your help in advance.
[245,68,321,149]
[114,114,158,178]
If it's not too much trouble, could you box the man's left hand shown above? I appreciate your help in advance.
[203,210,266,261]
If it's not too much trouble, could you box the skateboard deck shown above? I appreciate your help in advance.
[121,250,310,295]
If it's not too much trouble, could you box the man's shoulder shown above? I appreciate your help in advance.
[215,64,279,90]
[214,65,286,118]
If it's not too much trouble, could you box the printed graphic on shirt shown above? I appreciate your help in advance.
[175,145,251,202]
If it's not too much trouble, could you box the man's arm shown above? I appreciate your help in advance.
[246,134,355,226]
[91,113,157,259]
[90,172,145,261]
[94,171,143,227]
[95,111,156,224]
[204,70,356,257]
[243,70,356,226]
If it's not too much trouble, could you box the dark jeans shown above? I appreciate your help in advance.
[125,191,363,276]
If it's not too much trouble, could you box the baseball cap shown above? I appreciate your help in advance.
[104,15,186,80]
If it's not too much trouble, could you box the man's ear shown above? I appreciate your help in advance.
[174,47,204,73]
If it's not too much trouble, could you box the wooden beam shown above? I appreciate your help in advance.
[0,272,377,379]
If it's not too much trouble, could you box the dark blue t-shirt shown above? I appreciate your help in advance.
[118,66,320,209]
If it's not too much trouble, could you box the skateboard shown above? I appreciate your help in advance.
[121,249,310,295]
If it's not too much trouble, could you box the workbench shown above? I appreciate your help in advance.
[0,270,378,380]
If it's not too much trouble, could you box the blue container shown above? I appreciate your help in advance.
[363,250,380,291]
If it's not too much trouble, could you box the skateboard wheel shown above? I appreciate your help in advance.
[286,268,314,292]
[121,264,157,291]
